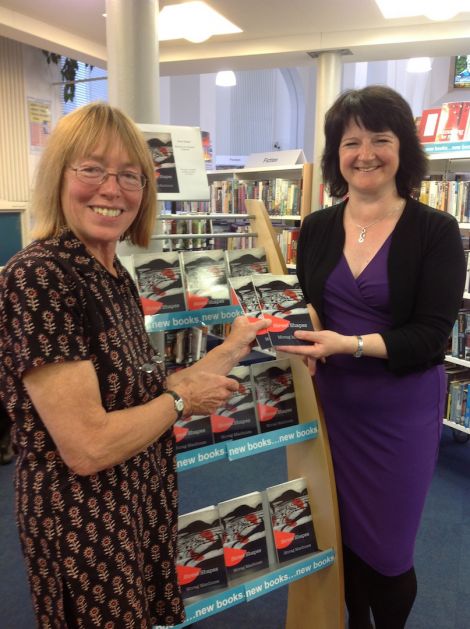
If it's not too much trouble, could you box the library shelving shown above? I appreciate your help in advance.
[142,199,343,629]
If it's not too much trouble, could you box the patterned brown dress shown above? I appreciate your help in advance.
[0,230,185,628]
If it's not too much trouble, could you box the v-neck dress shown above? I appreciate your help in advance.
[315,236,445,576]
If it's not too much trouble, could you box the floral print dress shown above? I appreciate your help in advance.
[0,230,184,628]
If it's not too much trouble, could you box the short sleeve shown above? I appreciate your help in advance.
[1,256,90,378]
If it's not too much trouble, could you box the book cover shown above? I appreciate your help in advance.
[226,248,269,277]
[252,274,314,346]
[181,250,230,310]
[174,414,213,453]
[228,276,272,350]
[436,102,469,143]
[250,358,299,433]
[210,365,259,442]
[133,252,186,315]
[218,491,269,581]
[417,108,442,143]
[177,505,227,599]
[266,477,319,564]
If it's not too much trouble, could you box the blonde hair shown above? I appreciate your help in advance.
[31,102,157,247]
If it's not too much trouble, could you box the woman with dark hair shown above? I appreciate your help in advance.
[278,85,465,628]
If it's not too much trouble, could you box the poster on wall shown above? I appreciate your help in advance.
[27,98,52,153]
[138,123,210,201]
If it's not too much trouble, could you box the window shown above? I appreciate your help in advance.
[61,60,108,115]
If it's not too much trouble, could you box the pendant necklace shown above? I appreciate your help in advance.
[354,201,404,244]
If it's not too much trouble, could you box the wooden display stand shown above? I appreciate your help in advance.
[246,198,344,629]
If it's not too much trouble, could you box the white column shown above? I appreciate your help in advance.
[311,52,342,212]
[105,0,159,123]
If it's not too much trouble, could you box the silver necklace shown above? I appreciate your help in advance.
[354,202,404,243]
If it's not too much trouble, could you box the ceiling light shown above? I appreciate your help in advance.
[159,1,242,43]
[216,71,236,87]
[406,57,432,72]
[374,0,470,20]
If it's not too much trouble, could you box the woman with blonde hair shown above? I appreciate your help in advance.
[0,102,266,628]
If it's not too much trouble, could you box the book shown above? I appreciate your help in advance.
[252,273,314,346]
[218,491,270,581]
[177,505,227,599]
[181,250,230,310]
[436,102,470,143]
[133,252,186,315]
[250,358,299,433]
[266,477,319,564]
[226,247,269,277]
[417,108,442,143]
[228,275,272,350]
[210,365,259,442]
[174,414,213,453]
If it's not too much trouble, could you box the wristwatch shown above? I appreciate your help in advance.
[165,390,185,419]
[353,335,364,358]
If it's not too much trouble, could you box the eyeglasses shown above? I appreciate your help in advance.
[70,165,147,191]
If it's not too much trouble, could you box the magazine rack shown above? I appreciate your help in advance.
[245,198,344,628]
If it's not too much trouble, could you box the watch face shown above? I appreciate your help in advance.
[175,397,184,412]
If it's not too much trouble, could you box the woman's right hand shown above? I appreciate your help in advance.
[168,370,239,417]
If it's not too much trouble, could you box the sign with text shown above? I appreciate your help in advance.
[138,123,210,201]
[245,149,306,169]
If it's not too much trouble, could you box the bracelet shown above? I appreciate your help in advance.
[353,335,364,358]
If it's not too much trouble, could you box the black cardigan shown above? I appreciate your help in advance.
[297,198,466,374]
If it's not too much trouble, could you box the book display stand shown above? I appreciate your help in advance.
[144,199,343,628]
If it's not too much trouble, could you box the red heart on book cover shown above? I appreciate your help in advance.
[173,425,189,442]
[273,530,295,550]
[210,414,235,433]
[245,316,270,336]
[176,564,201,586]
[223,547,247,567]
[140,296,164,315]
[257,403,278,422]
[187,293,209,310]
[265,314,290,333]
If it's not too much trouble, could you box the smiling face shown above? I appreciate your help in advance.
[339,119,400,198]
[61,136,144,266]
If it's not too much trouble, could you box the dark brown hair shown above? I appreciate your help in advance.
[321,85,428,198]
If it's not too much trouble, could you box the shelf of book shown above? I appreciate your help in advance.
[156,549,335,629]
[445,355,470,368]
[130,198,343,628]
[443,419,470,435]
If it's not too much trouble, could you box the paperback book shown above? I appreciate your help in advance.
[266,477,319,564]
[174,414,213,453]
[133,252,186,315]
[226,247,269,277]
[210,365,259,442]
[228,276,272,350]
[181,250,230,310]
[177,505,227,599]
[252,273,314,346]
[218,491,270,582]
[250,358,299,433]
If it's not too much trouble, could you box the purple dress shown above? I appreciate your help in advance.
[315,236,445,576]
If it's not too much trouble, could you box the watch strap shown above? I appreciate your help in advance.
[165,389,185,419]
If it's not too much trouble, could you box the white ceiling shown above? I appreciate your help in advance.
[1,0,470,74]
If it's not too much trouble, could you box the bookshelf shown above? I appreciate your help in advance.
[142,199,343,629]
